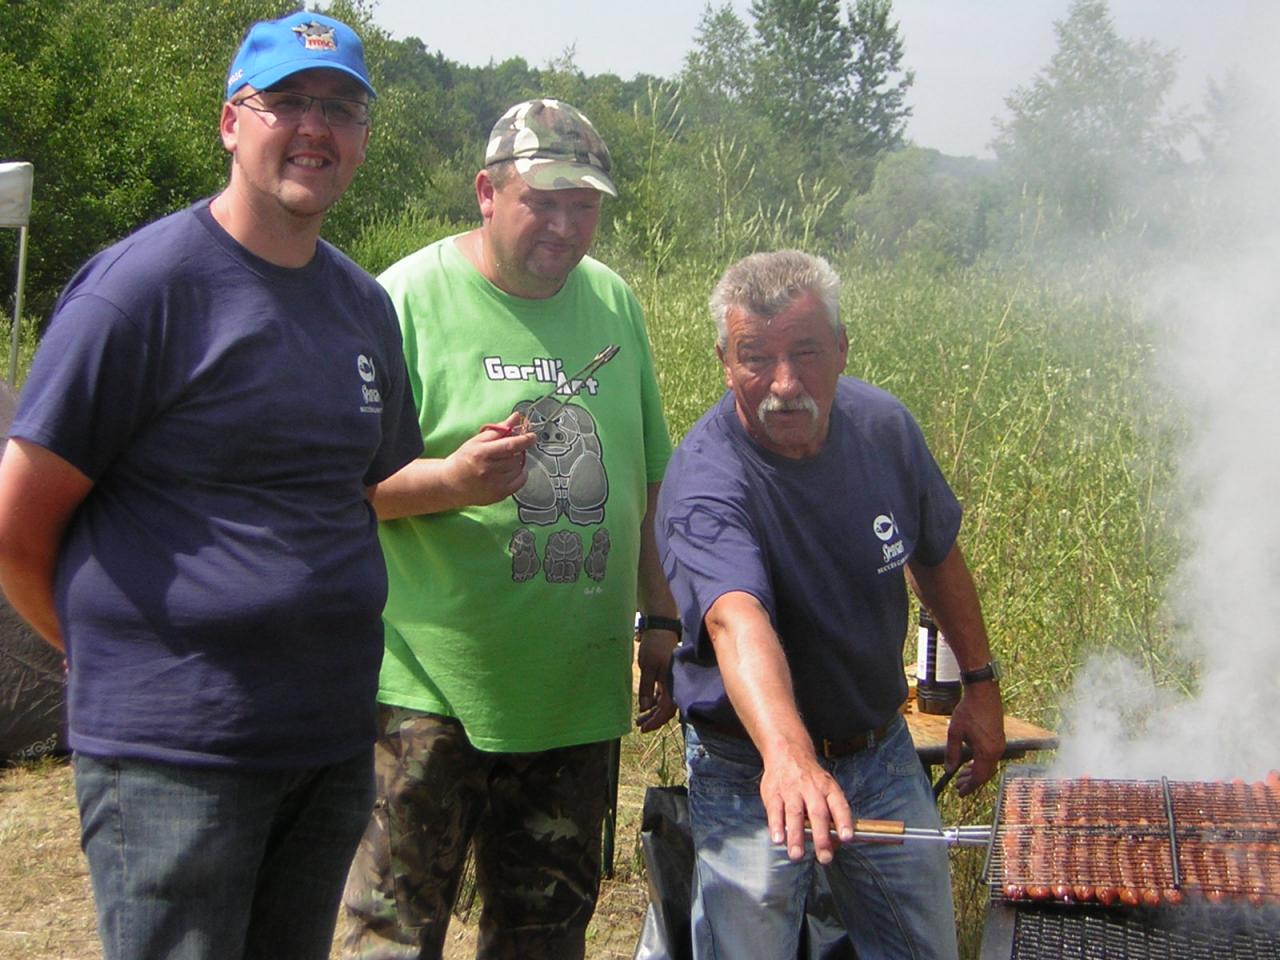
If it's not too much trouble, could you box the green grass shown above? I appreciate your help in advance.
[1,316,41,391]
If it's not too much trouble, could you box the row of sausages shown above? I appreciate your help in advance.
[1000,772,1280,832]
[996,779,1280,908]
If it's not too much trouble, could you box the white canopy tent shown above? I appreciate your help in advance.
[1,161,34,385]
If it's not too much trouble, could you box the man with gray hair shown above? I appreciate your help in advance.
[341,99,679,959]
[656,250,1006,958]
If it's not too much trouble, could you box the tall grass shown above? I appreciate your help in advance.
[1,316,41,391]
[631,252,1184,723]
[346,206,461,277]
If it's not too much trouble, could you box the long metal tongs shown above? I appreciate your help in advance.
[483,345,621,437]
[808,819,992,848]
[536,344,620,424]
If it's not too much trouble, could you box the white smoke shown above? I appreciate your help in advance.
[1051,26,1280,781]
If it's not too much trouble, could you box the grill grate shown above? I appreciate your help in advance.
[1006,903,1280,959]
[985,773,1280,908]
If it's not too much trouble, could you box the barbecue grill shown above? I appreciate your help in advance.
[977,766,1280,959]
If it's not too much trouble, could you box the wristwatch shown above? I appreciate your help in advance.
[636,615,683,640]
[961,659,1003,685]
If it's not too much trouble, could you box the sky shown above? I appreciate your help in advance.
[369,0,1260,158]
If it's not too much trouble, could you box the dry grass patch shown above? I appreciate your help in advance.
[1,724,676,960]
[0,759,98,958]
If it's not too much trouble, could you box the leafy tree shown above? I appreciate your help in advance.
[666,0,915,257]
[844,147,995,265]
[748,0,853,146]
[678,0,914,237]
[2,0,292,316]
[992,0,1187,241]
[682,3,755,109]
[748,0,911,161]
[447,57,542,144]
[846,0,915,155]
[320,0,469,243]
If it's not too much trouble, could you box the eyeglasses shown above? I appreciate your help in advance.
[233,90,370,128]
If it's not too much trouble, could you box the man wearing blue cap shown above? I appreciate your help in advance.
[0,12,421,960]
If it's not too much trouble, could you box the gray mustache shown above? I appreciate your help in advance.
[758,395,818,417]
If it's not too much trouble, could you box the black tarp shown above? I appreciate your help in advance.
[633,785,695,960]
[0,380,68,762]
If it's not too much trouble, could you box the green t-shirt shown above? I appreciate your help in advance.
[375,237,672,752]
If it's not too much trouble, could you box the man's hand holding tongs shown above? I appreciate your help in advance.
[443,412,537,507]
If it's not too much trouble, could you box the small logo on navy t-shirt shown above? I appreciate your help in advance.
[357,354,382,413]
[874,512,906,572]
[873,513,897,541]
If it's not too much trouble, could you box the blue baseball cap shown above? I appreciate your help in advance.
[226,12,375,101]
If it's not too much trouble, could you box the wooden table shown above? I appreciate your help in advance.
[903,694,1058,770]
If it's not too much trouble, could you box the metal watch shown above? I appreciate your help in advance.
[960,658,1003,685]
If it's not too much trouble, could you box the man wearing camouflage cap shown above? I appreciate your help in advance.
[341,99,680,959]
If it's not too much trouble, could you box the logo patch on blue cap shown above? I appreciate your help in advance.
[293,21,338,52]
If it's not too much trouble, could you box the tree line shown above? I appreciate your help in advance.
[1,0,1235,318]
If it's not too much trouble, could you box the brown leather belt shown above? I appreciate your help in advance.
[815,719,894,758]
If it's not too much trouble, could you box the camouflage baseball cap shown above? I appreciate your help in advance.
[485,99,617,197]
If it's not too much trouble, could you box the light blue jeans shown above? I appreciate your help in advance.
[74,750,375,960]
[685,717,959,960]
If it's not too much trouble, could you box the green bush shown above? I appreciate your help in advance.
[345,207,463,277]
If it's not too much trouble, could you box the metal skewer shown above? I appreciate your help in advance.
[482,345,621,437]
[537,344,620,424]
[806,819,992,848]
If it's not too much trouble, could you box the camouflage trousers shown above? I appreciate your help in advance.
[341,706,610,960]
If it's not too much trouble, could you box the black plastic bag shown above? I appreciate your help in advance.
[634,785,694,960]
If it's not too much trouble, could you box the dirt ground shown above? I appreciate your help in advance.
[0,726,681,960]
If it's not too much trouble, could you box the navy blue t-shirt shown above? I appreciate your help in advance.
[657,378,962,739]
[10,201,422,768]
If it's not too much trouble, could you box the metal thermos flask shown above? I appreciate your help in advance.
[915,606,961,715]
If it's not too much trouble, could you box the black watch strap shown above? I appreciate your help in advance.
[637,615,683,639]
[961,659,1003,685]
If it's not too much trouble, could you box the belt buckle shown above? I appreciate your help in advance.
[820,726,881,758]
[820,734,861,758]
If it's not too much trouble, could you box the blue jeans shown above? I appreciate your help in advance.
[685,717,959,960]
[74,750,375,960]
